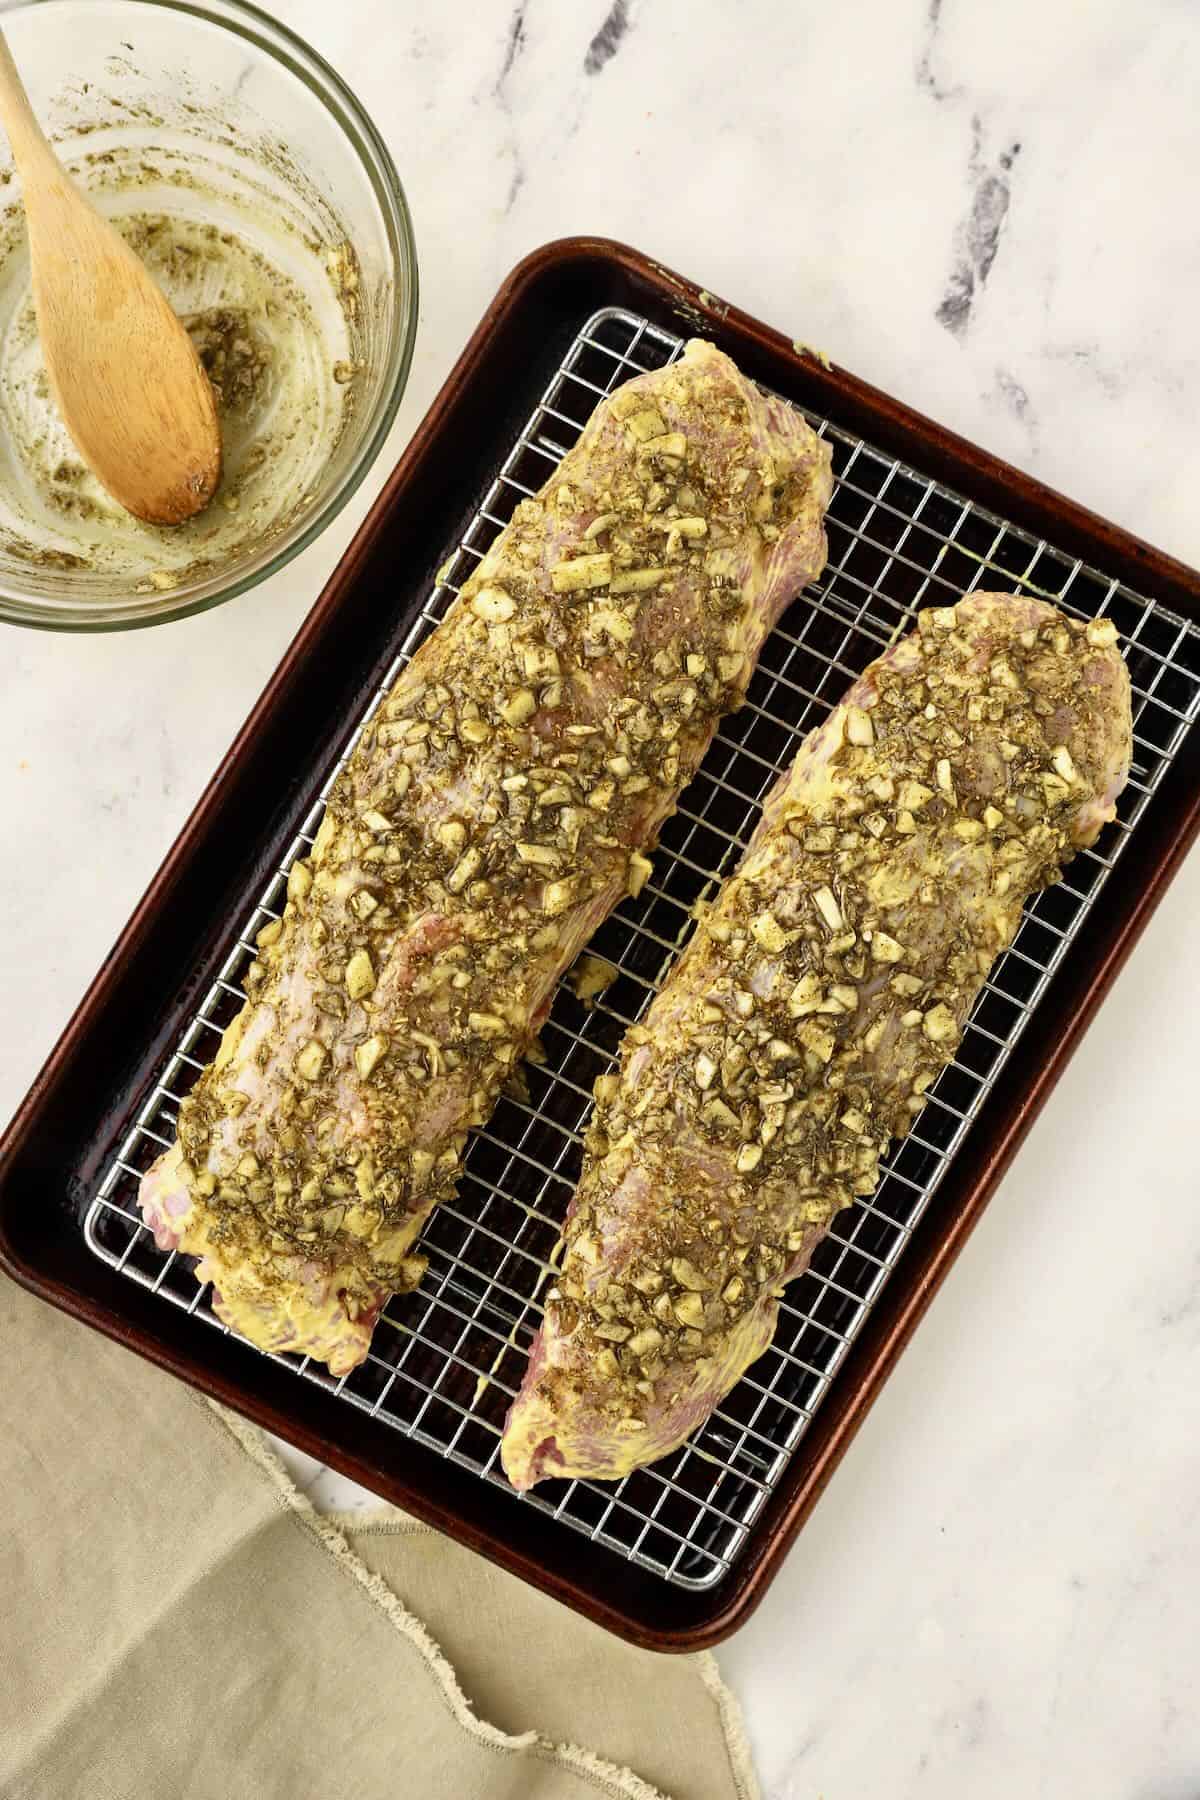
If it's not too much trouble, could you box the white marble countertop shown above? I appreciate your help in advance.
[3,1,1199,1794]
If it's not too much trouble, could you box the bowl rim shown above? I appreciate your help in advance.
[0,0,418,633]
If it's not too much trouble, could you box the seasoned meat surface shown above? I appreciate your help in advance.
[501,594,1132,1487]
[140,340,833,1371]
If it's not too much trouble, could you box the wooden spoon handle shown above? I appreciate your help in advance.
[0,29,56,174]
[0,25,222,525]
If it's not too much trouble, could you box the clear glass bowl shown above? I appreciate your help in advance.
[0,0,416,630]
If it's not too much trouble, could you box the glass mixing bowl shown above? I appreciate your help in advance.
[0,0,416,630]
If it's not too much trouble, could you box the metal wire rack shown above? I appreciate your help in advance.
[84,307,1200,1592]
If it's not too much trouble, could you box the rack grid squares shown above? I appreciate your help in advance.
[84,308,1200,1591]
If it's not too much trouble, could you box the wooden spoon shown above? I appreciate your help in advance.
[0,31,220,525]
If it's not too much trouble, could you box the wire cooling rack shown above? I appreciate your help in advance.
[85,307,1200,1591]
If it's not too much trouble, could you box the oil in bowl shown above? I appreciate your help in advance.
[0,0,416,631]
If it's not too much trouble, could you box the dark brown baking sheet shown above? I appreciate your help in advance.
[2,237,1199,1650]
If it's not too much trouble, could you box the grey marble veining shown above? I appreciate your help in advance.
[2,3,1199,1795]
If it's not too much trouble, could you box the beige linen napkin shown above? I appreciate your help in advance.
[1,1278,758,1800]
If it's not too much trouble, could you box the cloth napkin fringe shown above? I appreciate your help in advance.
[208,1402,692,1800]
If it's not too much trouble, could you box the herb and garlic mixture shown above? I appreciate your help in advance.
[139,340,834,1371]
[0,149,360,589]
[502,593,1132,1488]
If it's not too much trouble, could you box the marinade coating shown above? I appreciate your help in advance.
[502,594,1132,1486]
[140,340,833,1371]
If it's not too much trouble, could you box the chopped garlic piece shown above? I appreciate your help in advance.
[345,950,375,1000]
[287,862,312,903]
[355,1035,388,1080]
[751,911,790,953]
[1051,744,1078,784]
[898,780,933,811]
[551,552,612,593]
[624,406,667,442]
[446,848,482,893]
[591,606,635,643]
[871,931,905,963]
[569,956,617,1004]
[812,884,843,930]
[845,705,874,746]
[469,1011,508,1037]
[523,644,560,681]
[627,851,653,897]
[543,879,578,916]
[674,1291,706,1327]
[470,585,516,622]
[789,972,822,1016]
[610,567,667,595]
[923,1002,958,1044]
[639,431,687,463]
[500,688,537,727]
[799,1019,836,1062]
